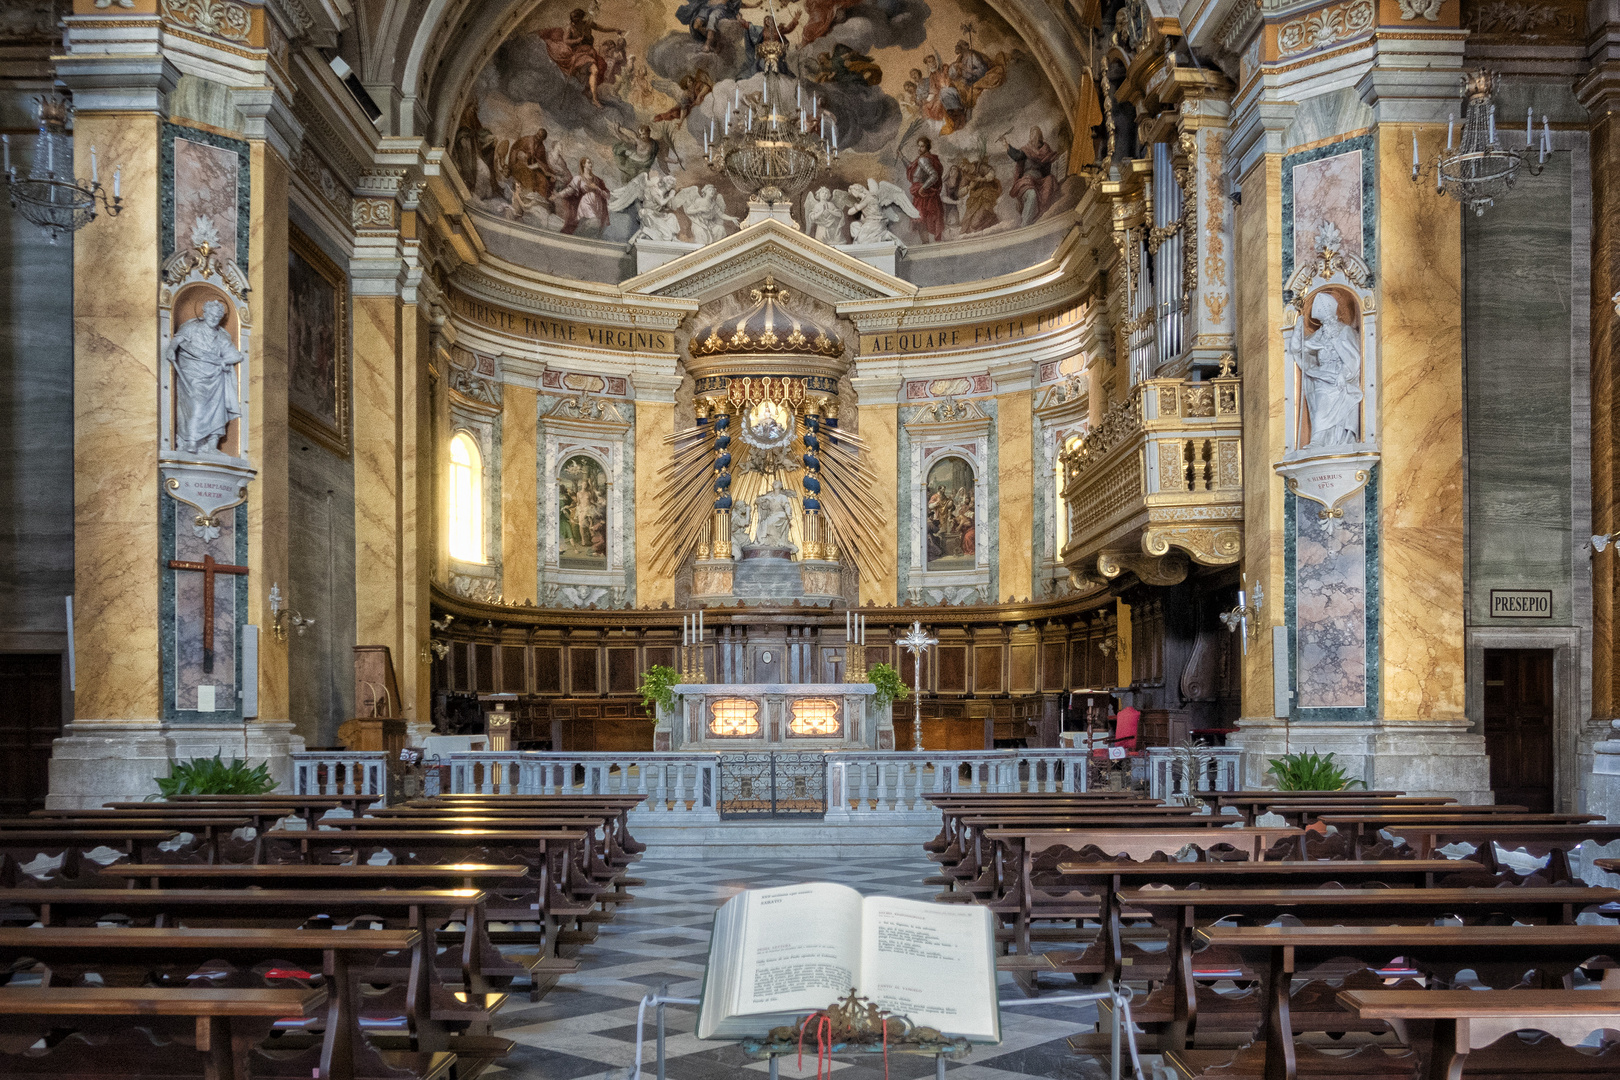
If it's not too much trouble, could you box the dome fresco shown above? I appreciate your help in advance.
[450,0,1079,254]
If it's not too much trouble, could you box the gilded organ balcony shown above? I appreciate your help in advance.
[1059,370,1243,585]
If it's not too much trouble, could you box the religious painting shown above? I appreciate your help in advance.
[924,456,976,571]
[450,0,1075,248]
[559,453,609,568]
[287,228,350,456]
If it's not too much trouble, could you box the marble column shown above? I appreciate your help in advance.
[851,375,901,607]
[501,384,539,605]
[992,362,1034,603]
[633,373,681,608]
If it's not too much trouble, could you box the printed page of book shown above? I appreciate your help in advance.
[699,881,865,1038]
[857,896,999,1042]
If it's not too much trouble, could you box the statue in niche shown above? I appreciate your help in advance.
[1288,290,1364,449]
[168,297,245,455]
[750,478,799,553]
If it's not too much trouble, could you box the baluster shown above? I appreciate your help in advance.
[855,759,870,813]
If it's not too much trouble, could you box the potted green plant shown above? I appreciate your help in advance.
[150,755,276,799]
[1265,750,1365,792]
[638,664,683,719]
[865,662,911,710]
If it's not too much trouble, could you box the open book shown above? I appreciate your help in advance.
[696,882,999,1043]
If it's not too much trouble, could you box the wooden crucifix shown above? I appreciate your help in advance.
[168,553,248,674]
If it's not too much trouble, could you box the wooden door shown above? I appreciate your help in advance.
[1483,649,1555,812]
[0,654,63,813]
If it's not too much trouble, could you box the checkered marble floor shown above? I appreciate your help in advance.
[488,855,1118,1080]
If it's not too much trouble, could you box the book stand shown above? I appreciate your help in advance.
[739,990,972,1080]
[741,1037,965,1080]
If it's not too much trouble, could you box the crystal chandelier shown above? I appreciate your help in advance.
[1412,70,1547,216]
[703,1,837,205]
[3,95,122,243]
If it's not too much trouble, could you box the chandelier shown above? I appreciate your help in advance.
[2,95,122,243]
[703,2,836,205]
[1412,70,1547,216]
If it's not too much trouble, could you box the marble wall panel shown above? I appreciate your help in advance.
[633,399,674,609]
[1281,134,1376,283]
[1295,489,1368,708]
[1376,125,1465,722]
[288,442,357,748]
[1291,150,1363,274]
[1464,155,1574,625]
[857,402,900,607]
[73,112,163,721]
[0,90,74,652]
[1237,153,1287,717]
[997,390,1034,603]
[352,295,403,656]
[173,136,240,265]
[165,502,244,718]
[502,386,539,605]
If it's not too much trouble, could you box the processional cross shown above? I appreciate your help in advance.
[895,620,937,752]
[168,553,248,673]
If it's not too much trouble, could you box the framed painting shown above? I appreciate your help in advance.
[287,227,349,455]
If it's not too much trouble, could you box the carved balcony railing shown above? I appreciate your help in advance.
[1059,371,1242,583]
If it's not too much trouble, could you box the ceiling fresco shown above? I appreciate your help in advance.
[449,0,1079,249]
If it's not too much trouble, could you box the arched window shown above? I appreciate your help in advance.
[449,432,483,562]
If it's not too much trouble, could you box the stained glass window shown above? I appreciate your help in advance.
[449,432,483,562]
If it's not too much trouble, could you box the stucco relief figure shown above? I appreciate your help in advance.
[751,478,799,552]
[675,184,741,245]
[609,172,682,242]
[168,298,244,454]
[1289,291,1364,448]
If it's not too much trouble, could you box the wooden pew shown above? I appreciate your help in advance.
[980,825,1307,959]
[0,926,469,1079]
[1123,886,1620,1052]
[1176,924,1620,1080]
[0,829,191,872]
[95,862,532,891]
[1337,989,1620,1079]
[0,888,513,1051]
[1037,861,1507,991]
[1374,822,1620,876]
[1209,792,1448,825]
[0,985,330,1080]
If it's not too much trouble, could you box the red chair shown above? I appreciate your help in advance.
[1092,706,1141,759]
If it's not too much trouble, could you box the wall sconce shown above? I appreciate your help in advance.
[1220,577,1263,653]
[420,614,453,663]
[1098,635,1117,657]
[268,583,313,641]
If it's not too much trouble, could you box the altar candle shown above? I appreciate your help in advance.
[3,135,10,174]
[748,106,753,128]
[699,608,704,642]
[832,120,838,150]
[797,85,802,108]
[113,167,120,199]
[1543,115,1551,156]
[1526,107,1533,147]
[1411,131,1417,172]
[1488,103,1496,145]
[90,144,97,184]
[1447,113,1454,149]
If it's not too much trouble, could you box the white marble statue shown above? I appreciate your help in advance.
[608,172,682,243]
[729,498,753,552]
[1288,290,1364,448]
[674,184,740,245]
[846,179,920,248]
[751,478,799,553]
[804,186,848,244]
[167,298,245,455]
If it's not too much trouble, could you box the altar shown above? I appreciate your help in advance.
[657,683,887,751]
